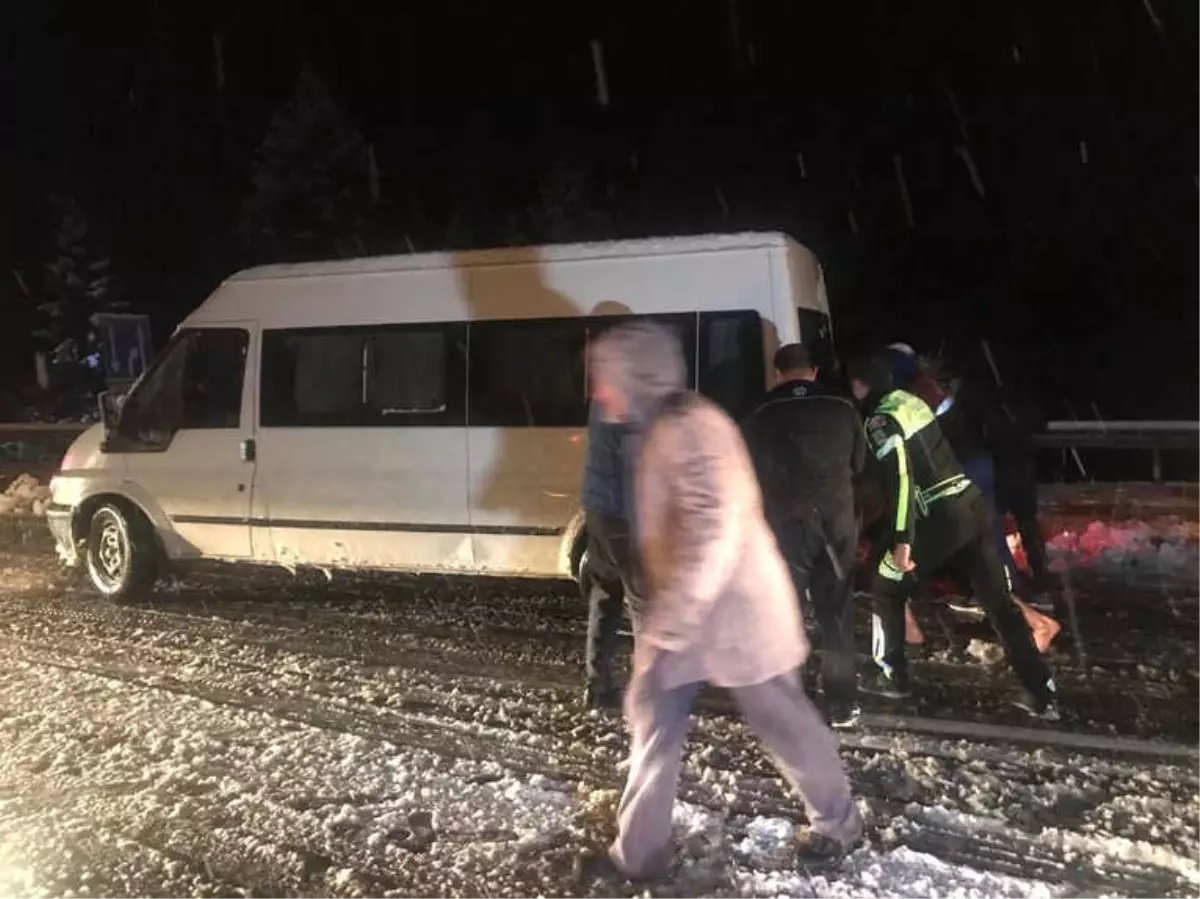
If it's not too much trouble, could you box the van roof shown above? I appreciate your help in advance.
[227,232,799,283]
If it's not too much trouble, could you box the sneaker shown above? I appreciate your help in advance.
[1013,696,1061,722]
[859,670,912,700]
[794,828,857,872]
[947,595,986,618]
[828,700,862,729]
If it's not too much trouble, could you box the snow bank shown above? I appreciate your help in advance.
[732,815,1062,898]
[0,474,51,518]
[1047,519,1198,583]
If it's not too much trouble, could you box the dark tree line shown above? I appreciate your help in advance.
[1,0,1196,420]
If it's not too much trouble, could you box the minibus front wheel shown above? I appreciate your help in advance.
[84,501,159,602]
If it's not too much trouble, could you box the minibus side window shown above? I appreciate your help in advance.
[698,310,764,420]
[368,329,447,415]
[261,324,465,427]
[468,319,590,427]
[116,328,248,449]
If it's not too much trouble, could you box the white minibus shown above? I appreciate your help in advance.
[47,232,834,599]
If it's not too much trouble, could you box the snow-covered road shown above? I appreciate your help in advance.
[0,550,1195,898]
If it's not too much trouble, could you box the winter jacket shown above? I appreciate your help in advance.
[588,321,807,689]
[635,392,808,689]
[741,378,866,525]
[581,402,631,520]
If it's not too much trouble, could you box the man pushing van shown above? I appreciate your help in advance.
[742,343,866,728]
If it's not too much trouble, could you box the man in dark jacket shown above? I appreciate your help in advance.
[581,399,637,709]
[742,344,867,727]
[847,352,1059,719]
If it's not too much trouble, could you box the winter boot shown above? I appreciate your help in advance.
[794,828,859,872]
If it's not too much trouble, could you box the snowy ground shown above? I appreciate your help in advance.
[0,549,1195,898]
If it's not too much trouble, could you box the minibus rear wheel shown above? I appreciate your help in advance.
[84,502,158,602]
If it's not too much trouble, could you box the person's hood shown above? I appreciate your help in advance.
[590,321,688,425]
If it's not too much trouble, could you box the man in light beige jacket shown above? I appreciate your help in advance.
[587,321,861,881]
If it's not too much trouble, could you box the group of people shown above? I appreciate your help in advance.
[576,321,1062,881]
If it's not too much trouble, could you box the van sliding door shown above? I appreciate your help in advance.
[255,322,471,571]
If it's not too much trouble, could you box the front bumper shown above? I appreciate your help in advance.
[46,504,78,566]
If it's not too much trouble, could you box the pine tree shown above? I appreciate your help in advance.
[238,68,373,261]
[35,195,126,368]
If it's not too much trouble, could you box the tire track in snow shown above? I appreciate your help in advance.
[2,634,1195,897]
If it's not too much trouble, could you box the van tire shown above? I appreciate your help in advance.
[577,545,593,600]
[84,502,158,602]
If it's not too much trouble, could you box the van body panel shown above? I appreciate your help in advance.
[255,427,473,570]
[466,426,585,574]
[462,249,775,321]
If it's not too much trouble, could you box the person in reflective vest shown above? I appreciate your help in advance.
[847,352,1060,719]
[888,343,1060,652]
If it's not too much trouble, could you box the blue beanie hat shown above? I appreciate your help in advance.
[886,344,920,387]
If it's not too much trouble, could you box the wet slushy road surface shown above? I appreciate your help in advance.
[0,547,1196,897]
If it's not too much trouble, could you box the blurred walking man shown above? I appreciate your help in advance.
[585,322,861,881]
[742,343,866,728]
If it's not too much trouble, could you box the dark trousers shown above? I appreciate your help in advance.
[583,511,636,691]
[774,507,859,706]
[869,491,1054,705]
[611,664,860,877]
[995,451,1052,590]
[961,454,1021,587]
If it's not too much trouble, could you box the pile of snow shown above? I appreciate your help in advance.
[1047,520,1199,582]
[732,815,1062,898]
[0,475,50,518]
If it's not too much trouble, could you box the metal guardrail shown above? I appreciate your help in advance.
[1034,420,1199,482]
[0,423,93,432]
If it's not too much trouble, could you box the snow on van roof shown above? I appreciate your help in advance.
[227,232,799,282]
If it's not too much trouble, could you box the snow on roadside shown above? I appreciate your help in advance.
[1046,519,1198,585]
[0,474,50,518]
[733,846,1062,898]
[732,817,1062,898]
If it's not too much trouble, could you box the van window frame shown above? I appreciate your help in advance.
[259,321,466,428]
[106,326,250,453]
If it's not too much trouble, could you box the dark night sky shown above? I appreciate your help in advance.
[2,0,1197,419]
